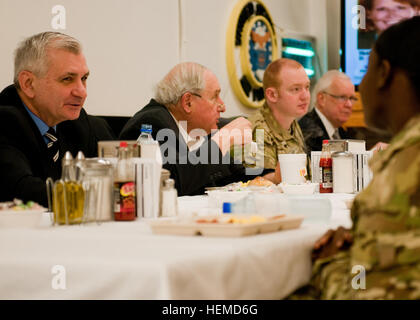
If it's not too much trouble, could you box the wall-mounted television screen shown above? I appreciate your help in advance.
[341,0,419,86]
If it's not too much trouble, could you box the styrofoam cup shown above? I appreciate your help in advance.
[278,153,307,185]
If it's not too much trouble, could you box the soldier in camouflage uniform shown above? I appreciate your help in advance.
[290,16,420,300]
[247,102,307,170]
[238,59,309,178]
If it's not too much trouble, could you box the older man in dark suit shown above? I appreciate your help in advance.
[120,62,279,196]
[0,32,115,207]
[298,70,357,154]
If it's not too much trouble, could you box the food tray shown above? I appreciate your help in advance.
[148,214,304,237]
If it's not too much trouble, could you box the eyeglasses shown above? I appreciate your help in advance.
[190,92,203,98]
[322,91,358,103]
[189,92,225,108]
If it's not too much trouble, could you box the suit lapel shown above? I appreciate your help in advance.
[8,87,58,178]
[311,109,329,139]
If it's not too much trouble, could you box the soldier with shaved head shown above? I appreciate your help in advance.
[244,58,310,181]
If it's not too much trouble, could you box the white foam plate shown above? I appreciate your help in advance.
[278,183,318,195]
[0,209,48,228]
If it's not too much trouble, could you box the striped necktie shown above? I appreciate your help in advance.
[332,129,341,140]
[45,127,60,163]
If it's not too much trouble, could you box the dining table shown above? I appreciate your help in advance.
[0,193,354,300]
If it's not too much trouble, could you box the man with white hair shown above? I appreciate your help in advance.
[0,32,115,206]
[298,70,357,153]
[120,62,278,196]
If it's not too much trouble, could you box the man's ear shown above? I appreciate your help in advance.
[265,87,278,103]
[317,92,326,108]
[180,92,193,114]
[377,59,392,89]
[18,71,36,99]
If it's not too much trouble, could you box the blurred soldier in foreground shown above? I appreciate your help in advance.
[291,16,420,299]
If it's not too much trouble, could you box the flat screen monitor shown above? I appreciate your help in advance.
[341,0,419,86]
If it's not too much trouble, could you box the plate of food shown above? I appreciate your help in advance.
[205,177,276,193]
[245,176,277,192]
[149,214,304,237]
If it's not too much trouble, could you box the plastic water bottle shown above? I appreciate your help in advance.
[229,194,257,214]
[137,124,153,145]
[136,124,163,166]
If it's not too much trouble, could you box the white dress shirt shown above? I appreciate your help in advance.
[168,111,205,151]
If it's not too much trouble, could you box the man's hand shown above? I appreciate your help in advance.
[211,117,252,155]
[264,161,282,184]
[311,226,353,261]
[370,142,389,154]
[274,161,282,184]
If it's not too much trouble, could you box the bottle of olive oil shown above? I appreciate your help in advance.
[53,151,85,225]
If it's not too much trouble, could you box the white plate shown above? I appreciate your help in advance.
[278,183,318,195]
[0,209,48,228]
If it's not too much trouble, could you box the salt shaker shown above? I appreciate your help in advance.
[161,179,178,217]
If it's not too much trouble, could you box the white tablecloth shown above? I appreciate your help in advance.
[0,194,354,300]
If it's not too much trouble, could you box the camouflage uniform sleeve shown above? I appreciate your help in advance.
[349,142,420,299]
[291,120,420,300]
[287,251,352,300]
[245,111,278,170]
[240,125,277,170]
[258,126,277,170]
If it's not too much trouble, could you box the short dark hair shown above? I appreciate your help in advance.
[374,16,420,100]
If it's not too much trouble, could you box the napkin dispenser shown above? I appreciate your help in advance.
[328,139,366,153]
[311,150,373,193]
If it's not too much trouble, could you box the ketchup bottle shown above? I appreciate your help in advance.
[319,139,333,193]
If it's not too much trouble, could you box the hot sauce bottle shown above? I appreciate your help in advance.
[114,142,136,221]
[319,139,333,193]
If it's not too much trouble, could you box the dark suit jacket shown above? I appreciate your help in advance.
[0,85,116,206]
[119,99,258,196]
[298,108,352,154]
